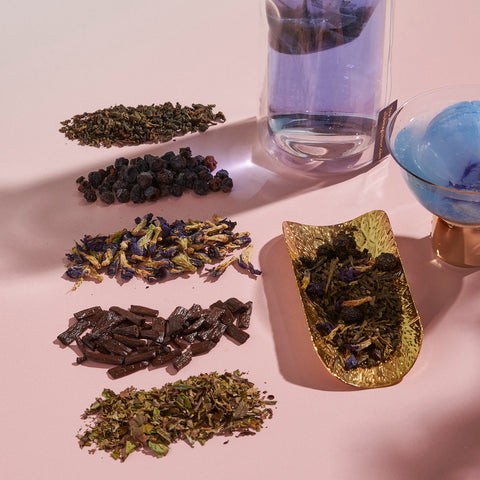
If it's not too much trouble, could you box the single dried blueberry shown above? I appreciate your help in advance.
[374,253,399,271]
[149,156,165,172]
[197,170,213,183]
[332,233,358,260]
[99,190,115,204]
[130,156,146,169]
[84,189,97,202]
[159,184,171,197]
[170,183,184,197]
[115,188,130,203]
[161,151,176,162]
[340,306,364,324]
[137,171,153,189]
[98,182,113,194]
[169,155,186,172]
[143,154,156,167]
[125,166,139,183]
[220,177,233,192]
[130,184,145,203]
[114,157,129,169]
[183,170,197,189]
[195,165,210,176]
[193,180,209,196]
[144,186,159,201]
[185,155,199,169]
[112,179,127,192]
[209,177,222,192]
[88,170,105,189]
[215,169,230,180]
[175,172,188,187]
[77,180,91,193]
[179,147,192,159]
[103,173,117,186]
[155,169,174,185]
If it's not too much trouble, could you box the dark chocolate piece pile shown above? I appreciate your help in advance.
[57,299,252,378]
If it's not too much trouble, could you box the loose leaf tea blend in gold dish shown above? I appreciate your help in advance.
[282,210,422,388]
[78,371,276,461]
[59,102,226,147]
[65,213,261,289]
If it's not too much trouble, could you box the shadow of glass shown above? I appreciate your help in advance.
[372,402,480,480]
[395,235,476,331]
[1,117,372,276]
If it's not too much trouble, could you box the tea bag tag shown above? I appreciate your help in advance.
[373,100,398,162]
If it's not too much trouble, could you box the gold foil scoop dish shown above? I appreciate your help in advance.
[282,210,423,388]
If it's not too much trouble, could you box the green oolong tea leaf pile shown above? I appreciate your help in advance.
[59,102,226,147]
[297,228,403,370]
[78,371,276,461]
[65,213,261,289]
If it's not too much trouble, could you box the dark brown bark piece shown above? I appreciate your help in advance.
[225,324,250,344]
[73,306,103,320]
[107,361,149,379]
[236,301,253,329]
[172,349,193,371]
[129,305,159,317]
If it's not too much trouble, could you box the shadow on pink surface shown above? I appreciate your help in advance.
[373,401,480,480]
[1,118,368,277]
[395,235,478,331]
[259,234,475,392]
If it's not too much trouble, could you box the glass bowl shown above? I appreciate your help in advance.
[386,85,480,267]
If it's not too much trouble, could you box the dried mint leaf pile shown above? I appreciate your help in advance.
[59,102,226,147]
[297,228,403,370]
[78,371,276,461]
[65,213,261,288]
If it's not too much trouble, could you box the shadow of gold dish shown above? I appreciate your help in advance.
[282,210,423,388]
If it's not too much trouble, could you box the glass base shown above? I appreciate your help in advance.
[268,113,377,160]
[258,117,380,175]
[431,216,480,267]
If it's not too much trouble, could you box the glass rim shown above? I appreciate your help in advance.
[386,84,480,199]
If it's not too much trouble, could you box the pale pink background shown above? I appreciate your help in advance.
[1,1,480,479]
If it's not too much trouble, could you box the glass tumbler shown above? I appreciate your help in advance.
[263,0,393,173]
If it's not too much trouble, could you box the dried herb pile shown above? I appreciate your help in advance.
[76,147,233,204]
[57,300,253,378]
[78,371,276,461]
[59,102,226,147]
[297,228,403,370]
[65,213,261,289]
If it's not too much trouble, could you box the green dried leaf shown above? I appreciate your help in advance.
[148,441,169,457]
[78,371,276,461]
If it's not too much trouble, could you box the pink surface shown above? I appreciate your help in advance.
[1,1,480,479]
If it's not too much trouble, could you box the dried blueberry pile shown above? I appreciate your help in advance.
[76,147,233,204]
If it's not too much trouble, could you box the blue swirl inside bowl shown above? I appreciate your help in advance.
[392,101,480,225]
